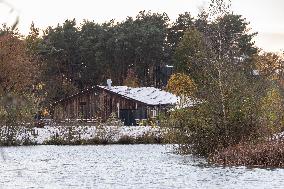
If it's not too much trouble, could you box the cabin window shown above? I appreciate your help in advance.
[151,109,157,118]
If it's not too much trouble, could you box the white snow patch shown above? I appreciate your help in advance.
[98,86,179,106]
[7,125,163,145]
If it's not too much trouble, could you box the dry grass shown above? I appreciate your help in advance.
[209,139,284,167]
[44,133,165,145]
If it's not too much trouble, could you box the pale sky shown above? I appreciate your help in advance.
[0,0,283,52]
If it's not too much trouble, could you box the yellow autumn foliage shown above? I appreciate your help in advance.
[260,87,284,133]
[253,52,283,81]
[166,73,196,97]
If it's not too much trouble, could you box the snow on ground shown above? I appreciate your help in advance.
[11,125,163,144]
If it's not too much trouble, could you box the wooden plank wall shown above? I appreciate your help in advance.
[53,88,149,122]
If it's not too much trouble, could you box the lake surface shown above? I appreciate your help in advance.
[0,145,283,189]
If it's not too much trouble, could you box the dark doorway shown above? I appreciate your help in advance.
[120,109,136,126]
[79,102,87,120]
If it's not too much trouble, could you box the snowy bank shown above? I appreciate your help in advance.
[0,125,165,145]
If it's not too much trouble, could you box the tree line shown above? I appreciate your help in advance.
[0,10,194,123]
[0,1,283,148]
[25,11,192,106]
[25,9,263,107]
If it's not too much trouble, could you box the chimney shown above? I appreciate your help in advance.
[107,79,112,89]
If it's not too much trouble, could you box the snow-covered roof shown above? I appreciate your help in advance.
[98,86,179,106]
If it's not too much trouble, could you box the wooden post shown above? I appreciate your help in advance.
[117,102,120,118]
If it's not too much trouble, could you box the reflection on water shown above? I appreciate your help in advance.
[0,145,283,189]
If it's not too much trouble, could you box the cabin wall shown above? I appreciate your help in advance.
[98,90,144,121]
[53,91,100,121]
[53,88,150,123]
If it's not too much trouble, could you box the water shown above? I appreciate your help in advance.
[0,145,283,189]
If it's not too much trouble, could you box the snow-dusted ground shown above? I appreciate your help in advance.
[9,125,163,145]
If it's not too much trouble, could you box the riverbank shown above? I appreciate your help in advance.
[0,125,166,146]
[209,139,284,167]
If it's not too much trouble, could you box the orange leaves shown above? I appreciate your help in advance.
[0,33,39,95]
[253,52,283,80]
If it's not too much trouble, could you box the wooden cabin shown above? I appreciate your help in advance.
[51,85,179,125]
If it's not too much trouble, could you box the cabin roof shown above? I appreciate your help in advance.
[98,86,179,106]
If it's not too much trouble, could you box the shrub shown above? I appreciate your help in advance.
[209,139,284,167]
[162,97,268,157]
[117,135,135,144]
[135,132,163,144]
